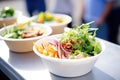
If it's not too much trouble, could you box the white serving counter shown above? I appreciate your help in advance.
[0,38,120,80]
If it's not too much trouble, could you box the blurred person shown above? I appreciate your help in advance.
[53,0,73,28]
[25,0,46,16]
[81,0,113,40]
[107,0,120,44]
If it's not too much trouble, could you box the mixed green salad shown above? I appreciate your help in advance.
[60,22,101,59]
[35,22,102,59]
[1,22,44,39]
[0,7,15,18]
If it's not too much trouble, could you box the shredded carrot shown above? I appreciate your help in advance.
[35,42,59,58]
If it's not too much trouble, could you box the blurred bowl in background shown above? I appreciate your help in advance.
[31,13,72,34]
[0,10,22,28]
[0,23,52,52]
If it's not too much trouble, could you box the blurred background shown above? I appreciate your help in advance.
[0,0,120,44]
[0,0,83,24]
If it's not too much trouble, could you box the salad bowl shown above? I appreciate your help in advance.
[33,22,105,77]
[0,7,22,28]
[0,23,52,52]
[31,12,72,34]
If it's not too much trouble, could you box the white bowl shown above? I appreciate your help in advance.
[33,34,105,77]
[31,13,72,34]
[0,23,52,52]
[0,10,22,28]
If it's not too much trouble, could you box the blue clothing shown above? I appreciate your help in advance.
[83,0,113,40]
[84,20,108,40]
[107,0,120,44]
[25,0,46,16]
[84,0,113,21]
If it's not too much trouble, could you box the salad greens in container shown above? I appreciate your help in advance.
[34,21,101,59]
[1,21,48,39]
[0,22,52,52]
[33,21,104,77]
[31,12,72,34]
[60,22,101,59]
[0,7,22,28]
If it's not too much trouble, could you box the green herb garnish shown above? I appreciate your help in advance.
[60,21,101,59]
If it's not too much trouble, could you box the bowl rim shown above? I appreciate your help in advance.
[30,13,72,27]
[0,23,52,41]
[33,34,105,62]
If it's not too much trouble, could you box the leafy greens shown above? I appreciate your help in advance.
[60,21,101,59]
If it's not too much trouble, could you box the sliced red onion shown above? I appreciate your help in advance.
[60,44,71,58]
[48,39,58,46]
[57,43,62,58]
